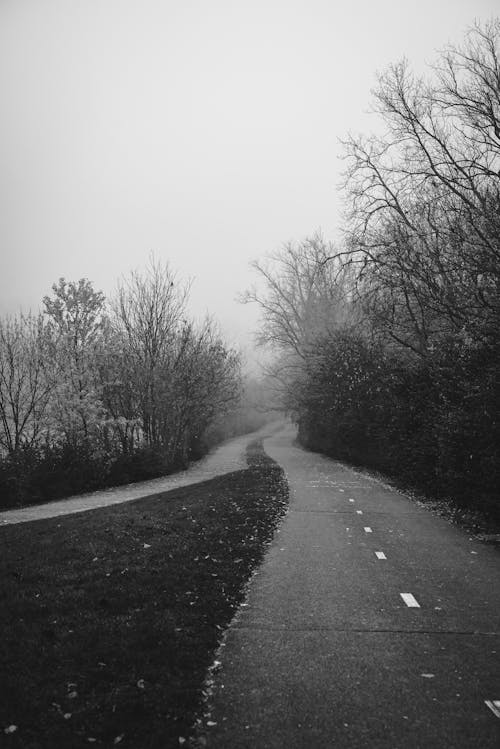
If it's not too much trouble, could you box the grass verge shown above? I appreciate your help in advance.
[0,440,288,749]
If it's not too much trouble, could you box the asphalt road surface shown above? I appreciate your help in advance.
[202,423,500,748]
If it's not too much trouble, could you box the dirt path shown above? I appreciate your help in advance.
[0,424,281,526]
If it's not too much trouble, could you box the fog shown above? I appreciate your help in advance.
[1,0,497,363]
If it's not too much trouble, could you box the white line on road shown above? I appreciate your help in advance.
[485,700,500,718]
[364,527,372,533]
[339,489,345,492]
[375,551,386,559]
[349,498,355,502]
[400,593,420,608]
[356,510,363,515]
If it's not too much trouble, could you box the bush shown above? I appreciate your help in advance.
[297,333,500,523]
[0,441,195,510]
[0,443,108,509]
[0,412,267,510]
[106,447,175,486]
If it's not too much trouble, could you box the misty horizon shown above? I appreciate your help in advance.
[2,0,499,360]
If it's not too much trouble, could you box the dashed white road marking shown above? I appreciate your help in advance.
[485,700,500,718]
[400,593,420,608]
[356,510,363,515]
[375,551,386,559]
[339,489,345,493]
[349,498,355,502]
[364,527,372,533]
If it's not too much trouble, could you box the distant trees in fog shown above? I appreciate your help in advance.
[247,20,500,520]
[0,259,243,506]
[240,233,360,410]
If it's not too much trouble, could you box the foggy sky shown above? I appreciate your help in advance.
[1,0,498,365]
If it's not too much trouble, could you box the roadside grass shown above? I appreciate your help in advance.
[0,440,288,749]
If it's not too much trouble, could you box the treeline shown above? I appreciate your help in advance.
[0,259,248,508]
[247,21,500,522]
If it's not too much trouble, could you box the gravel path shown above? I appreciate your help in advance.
[0,424,281,526]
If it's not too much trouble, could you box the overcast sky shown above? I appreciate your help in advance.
[1,0,498,364]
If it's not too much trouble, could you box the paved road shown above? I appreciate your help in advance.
[0,424,280,525]
[203,424,500,748]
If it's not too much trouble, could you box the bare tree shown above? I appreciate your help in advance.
[0,313,52,455]
[241,233,359,409]
[341,19,500,352]
[112,258,240,462]
[112,256,190,448]
[242,233,355,357]
[165,318,241,462]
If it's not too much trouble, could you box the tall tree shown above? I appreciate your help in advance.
[112,258,240,462]
[341,20,500,352]
[43,278,107,445]
[0,313,51,455]
[242,234,358,410]
[112,257,190,449]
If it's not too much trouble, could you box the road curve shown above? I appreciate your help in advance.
[0,423,283,526]
[203,424,500,748]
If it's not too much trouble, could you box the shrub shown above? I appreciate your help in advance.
[297,333,500,523]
